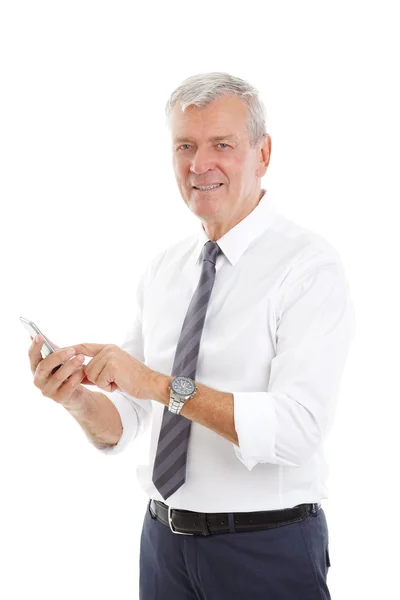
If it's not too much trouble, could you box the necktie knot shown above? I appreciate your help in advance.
[203,241,221,266]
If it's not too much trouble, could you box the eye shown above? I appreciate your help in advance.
[178,144,192,151]
[217,143,230,149]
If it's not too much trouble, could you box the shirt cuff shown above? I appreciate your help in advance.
[232,392,277,470]
[91,390,140,455]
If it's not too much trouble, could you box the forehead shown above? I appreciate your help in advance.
[171,95,249,141]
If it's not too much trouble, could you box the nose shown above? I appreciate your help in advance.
[189,148,217,175]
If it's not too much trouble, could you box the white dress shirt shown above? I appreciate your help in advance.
[95,189,355,512]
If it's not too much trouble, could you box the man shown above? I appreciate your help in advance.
[28,72,355,599]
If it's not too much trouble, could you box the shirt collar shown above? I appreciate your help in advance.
[194,189,276,266]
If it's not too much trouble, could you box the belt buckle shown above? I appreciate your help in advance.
[168,506,194,535]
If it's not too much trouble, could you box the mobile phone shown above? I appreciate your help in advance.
[20,316,57,360]
[20,317,80,376]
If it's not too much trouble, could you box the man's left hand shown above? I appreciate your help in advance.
[72,343,157,399]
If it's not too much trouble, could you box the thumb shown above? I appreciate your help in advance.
[80,374,96,386]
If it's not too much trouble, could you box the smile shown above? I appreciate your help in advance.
[193,184,223,191]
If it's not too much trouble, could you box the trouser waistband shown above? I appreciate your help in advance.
[149,499,322,536]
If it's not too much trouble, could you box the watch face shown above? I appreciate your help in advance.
[172,376,195,395]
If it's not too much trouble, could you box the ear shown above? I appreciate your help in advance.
[256,134,271,178]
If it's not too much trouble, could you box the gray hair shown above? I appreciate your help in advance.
[165,72,267,148]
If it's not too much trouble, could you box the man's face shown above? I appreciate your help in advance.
[170,95,270,233]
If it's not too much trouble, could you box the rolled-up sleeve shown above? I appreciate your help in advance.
[232,247,355,470]
[92,266,153,455]
[93,390,152,455]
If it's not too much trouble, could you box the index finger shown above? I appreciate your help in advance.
[28,334,46,374]
[30,339,76,378]
[72,343,106,357]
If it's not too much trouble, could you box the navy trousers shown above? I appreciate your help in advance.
[139,500,331,599]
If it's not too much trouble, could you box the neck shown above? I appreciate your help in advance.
[202,188,265,241]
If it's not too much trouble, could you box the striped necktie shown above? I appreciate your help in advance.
[151,240,221,501]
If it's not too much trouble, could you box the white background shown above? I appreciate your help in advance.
[1,1,399,598]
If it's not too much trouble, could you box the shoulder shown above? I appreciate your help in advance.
[270,212,345,271]
[265,213,350,301]
[141,232,199,285]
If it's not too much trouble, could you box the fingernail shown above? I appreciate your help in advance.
[35,334,41,343]
[66,348,76,356]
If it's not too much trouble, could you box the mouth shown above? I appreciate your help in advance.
[192,183,224,192]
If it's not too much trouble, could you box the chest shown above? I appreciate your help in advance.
[141,258,280,386]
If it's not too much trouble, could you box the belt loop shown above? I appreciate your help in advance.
[149,499,156,519]
[199,512,210,536]
[228,513,236,533]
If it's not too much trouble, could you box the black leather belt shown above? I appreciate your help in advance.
[149,499,321,536]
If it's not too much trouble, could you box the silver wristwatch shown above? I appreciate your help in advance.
[168,376,197,414]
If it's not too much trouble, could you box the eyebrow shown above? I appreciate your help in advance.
[173,134,239,144]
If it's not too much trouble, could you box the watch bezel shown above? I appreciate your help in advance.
[171,376,196,396]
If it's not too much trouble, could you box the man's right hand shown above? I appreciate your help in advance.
[28,335,91,409]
